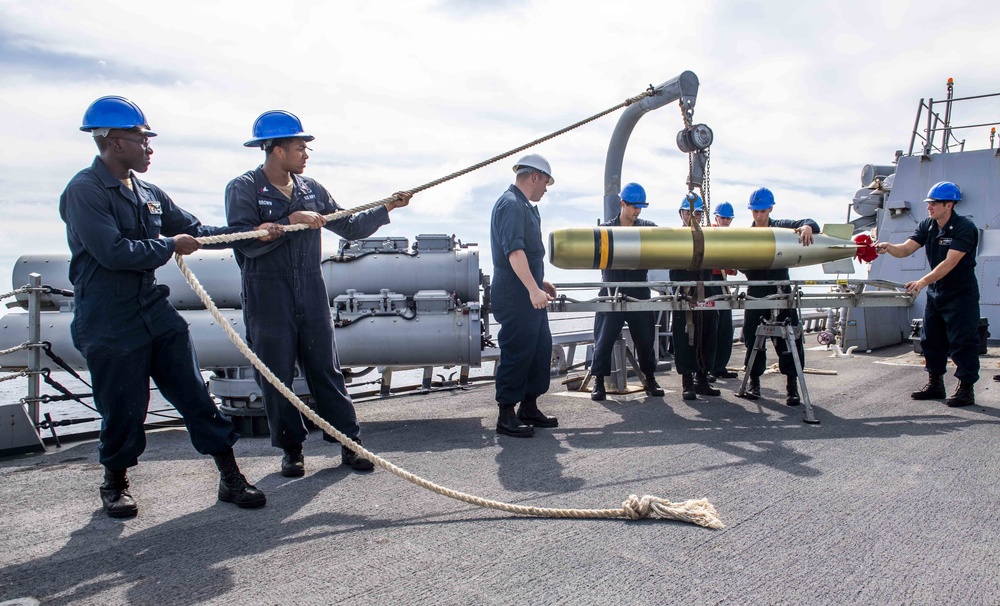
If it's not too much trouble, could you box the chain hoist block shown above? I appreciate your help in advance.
[676,123,714,153]
[687,151,708,190]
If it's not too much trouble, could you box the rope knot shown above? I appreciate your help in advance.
[622,494,653,519]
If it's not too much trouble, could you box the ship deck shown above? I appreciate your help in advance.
[1,342,998,605]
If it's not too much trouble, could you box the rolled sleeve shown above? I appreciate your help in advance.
[909,220,929,247]
[950,221,977,254]
[496,199,527,256]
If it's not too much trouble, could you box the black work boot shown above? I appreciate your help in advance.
[946,381,976,407]
[280,445,305,478]
[644,374,665,397]
[714,369,739,379]
[695,372,721,396]
[706,373,718,383]
[342,439,375,471]
[214,448,267,509]
[741,376,761,400]
[785,375,801,407]
[100,467,138,519]
[911,374,946,400]
[497,404,534,437]
[681,373,696,400]
[591,376,607,401]
[518,394,558,428]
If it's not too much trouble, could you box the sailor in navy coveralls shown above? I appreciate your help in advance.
[876,181,980,407]
[226,110,411,476]
[589,182,664,401]
[670,193,722,401]
[489,154,560,438]
[62,96,276,518]
[739,187,820,405]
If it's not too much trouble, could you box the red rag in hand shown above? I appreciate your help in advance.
[854,234,878,263]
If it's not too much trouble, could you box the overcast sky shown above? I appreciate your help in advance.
[2,0,998,313]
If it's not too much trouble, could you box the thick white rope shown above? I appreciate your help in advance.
[0,370,28,383]
[174,256,722,527]
[0,287,29,301]
[174,86,723,527]
[0,342,30,358]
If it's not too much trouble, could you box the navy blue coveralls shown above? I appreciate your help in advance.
[910,213,980,383]
[741,217,820,378]
[59,157,249,470]
[225,167,390,450]
[490,185,551,406]
[710,268,736,375]
[591,215,659,379]
[669,267,719,376]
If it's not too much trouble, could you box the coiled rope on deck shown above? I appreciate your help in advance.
[179,87,724,528]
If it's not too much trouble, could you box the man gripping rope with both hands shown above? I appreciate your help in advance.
[226,110,412,476]
[62,96,281,518]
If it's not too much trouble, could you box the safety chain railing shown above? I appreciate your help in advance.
[0,287,30,397]
[0,342,30,358]
[0,286,29,301]
[180,87,723,528]
[3,280,159,445]
[0,370,28,383]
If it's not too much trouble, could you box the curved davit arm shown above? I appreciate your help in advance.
[603,70,700,221]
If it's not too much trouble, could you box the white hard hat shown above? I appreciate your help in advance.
[513,153,554,185]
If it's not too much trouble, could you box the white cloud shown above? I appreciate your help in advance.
[1,0,999,311]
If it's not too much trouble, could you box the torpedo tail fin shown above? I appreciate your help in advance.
[821,223,854,240]
[822,258,855,274]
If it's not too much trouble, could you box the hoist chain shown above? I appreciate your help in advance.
[678,98,713,224]
[702,147,711,224]
[687,153,694,195]
[679,99,695,196]
[678,99,694,129]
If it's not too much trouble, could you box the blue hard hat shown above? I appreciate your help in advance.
[679,192,704,212]
[713,201,735,218]
[620,182,647,208]
[244,110,314,147]
[80,96,157,136]
[748,187,775,210]
[924,181,961,203]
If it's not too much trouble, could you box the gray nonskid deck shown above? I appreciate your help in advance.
[1,343,998,605]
